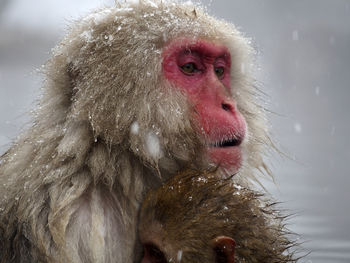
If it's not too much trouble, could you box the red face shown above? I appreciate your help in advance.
[162,39,247,173]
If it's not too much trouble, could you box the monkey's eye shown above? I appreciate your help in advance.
[180,63,199,75]
[143,244,167,263]
[214,67,225,79]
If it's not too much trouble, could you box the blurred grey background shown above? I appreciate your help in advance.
[0,0,349,262]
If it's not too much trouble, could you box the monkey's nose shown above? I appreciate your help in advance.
[221,103,233,112]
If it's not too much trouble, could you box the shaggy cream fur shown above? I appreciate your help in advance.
[0,1,271,262]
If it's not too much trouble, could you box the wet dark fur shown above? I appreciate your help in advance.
[139,169,300,263]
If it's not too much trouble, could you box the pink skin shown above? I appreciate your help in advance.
[162,39,247,173]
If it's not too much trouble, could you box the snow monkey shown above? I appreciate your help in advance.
[138,169,298,263]
[0,1,271,262]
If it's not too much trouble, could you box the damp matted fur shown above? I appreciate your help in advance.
[140,169,300,262]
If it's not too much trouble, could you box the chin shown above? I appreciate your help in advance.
[208,146,243,175]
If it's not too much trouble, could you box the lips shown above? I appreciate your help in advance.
[210,135,243,148]
[207,134,244,174]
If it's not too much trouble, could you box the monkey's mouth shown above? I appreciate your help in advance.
[211,137,242,148]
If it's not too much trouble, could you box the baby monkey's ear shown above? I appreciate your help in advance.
[212,236,236,263]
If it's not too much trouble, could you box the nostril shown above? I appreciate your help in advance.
[221,103,232,112]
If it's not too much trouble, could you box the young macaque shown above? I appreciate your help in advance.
[138,169,298,263]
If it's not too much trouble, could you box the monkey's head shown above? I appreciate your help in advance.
[138,169,297,263]
[44,0,269,182]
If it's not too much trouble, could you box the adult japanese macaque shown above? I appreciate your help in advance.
[0,0,271,262]
[138,169,297,263]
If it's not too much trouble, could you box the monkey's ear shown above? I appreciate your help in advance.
[212,236,236,263]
